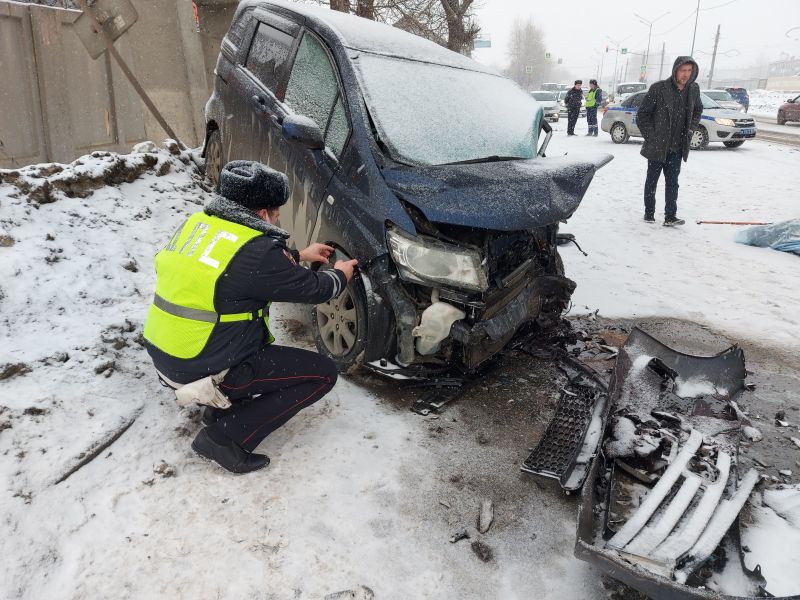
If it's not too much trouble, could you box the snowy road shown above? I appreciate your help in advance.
[1,133,799,599]
[547,118,800,358]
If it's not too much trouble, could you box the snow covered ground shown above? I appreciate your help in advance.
[749,89,800,120]
[1,130,799,599]
[549,119,800,357]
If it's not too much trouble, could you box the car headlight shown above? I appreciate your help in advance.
[715,118,736,127]
[387,226,488,292]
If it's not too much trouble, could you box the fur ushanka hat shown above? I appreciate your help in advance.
[219,160,289,211]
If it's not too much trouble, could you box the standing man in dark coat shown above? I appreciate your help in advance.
[143,161,358,474]
[637,56,702,226]
[585,79,603,136]
[564,80,584,136]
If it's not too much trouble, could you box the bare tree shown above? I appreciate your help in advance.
[330,0,350,13]
[505,17,550,90]
[316,0,479,55]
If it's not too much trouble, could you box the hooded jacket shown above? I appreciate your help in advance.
[636,56,702,162]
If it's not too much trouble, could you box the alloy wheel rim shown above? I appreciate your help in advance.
[317,286,358,356]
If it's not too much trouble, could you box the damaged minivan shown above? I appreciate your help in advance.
[203,0,611,375]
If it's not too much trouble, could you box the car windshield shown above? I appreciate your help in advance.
[700,93,722,109]
[618,84,646,95]
[705,90,733,102]
[355,55,540,166]
[531,92,557,101]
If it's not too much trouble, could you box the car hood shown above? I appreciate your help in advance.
[703,107,752,119]
[383,153,613,231]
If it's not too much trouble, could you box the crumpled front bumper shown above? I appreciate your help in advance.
[449,274,576,370]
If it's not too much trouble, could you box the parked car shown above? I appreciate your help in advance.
[615,81,647,102]
[601,91,757,149]
[720,87,749,112]
[777,93,800,125]
[530,91,560,122]
[557,90,586,118]
[701,89,745,112]
[203,0,611,375]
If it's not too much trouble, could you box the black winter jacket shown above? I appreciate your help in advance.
[564,87,584,111]
[637,56,703,162]
[146,196,347,383]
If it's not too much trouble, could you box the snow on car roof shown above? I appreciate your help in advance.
[243,0,497,74]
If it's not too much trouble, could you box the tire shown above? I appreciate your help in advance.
[204,129,223,191]
[610,122,629,144]
[723,140,745,148]
[311,253,368,372]
[689,126,709,150]
[777,111,786,126]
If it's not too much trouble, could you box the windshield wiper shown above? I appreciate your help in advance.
[441,155,524,166]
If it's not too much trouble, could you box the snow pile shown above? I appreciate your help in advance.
[742,486,800,597]
[749,89,798,119]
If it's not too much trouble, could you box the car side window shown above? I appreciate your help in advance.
[627,93,645,108]
[285,33,351,159]
[227,8,254,48]
[245,22,294,93]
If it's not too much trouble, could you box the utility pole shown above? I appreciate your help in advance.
[634,11,669,83]
[708,24,721,87]
[691,0,700,56]
[659,42,666,80]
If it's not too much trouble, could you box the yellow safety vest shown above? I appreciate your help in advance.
[586,89,598,108]
[143,212,273,360]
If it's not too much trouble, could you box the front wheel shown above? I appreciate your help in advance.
[204,129,223,191]
[723,140,745,148]
[311,257,368,371]
[610,122,629,144]
[689,127,709,150]
[777,111,786,126]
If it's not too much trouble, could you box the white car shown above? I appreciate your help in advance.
[530,91,560,122]
[701,89,745,112]
[557,90,586,118]
[601,91,757,149]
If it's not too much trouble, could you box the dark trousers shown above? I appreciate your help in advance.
[567,109,579,134]
[586,107,598,134]
[211,345,338,451]
[644,151,682,218]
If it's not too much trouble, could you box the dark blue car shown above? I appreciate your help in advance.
[203,0,611,375]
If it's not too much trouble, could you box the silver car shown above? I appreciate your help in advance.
[701,89,746,112]
[601,91,757,149]
[530,91,560,122]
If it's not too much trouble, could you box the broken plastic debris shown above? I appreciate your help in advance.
[477,500,494,534]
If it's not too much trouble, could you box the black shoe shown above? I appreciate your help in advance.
[644,214,655,223]
[663,216,685,227]
[201,406,221,426]
[192,427,270,474]
[585,132,593,136]
[567,133,576,136]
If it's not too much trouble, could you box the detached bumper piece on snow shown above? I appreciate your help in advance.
[574,328,787,599]
[520,355,609,492]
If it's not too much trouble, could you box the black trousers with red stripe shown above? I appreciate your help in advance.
[210,344,338,452]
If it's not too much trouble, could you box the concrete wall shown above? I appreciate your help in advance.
[766,76,800,93]
[0,0,238,168]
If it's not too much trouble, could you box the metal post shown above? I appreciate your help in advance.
[612,49,619,97]
[691,0,700,56]
[644,22,652,82]
[73,0,186,149]
[708,24,720,88]
[659,41,665,80]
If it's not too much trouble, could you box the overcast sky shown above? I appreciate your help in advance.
[471,0,800,80]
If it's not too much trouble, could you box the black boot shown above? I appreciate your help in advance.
[201,406,222,426]
[663,216,685,227]
[192,426,270,474]
[644,213,655,223]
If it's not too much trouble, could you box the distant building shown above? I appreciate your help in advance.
[768,57,800,77]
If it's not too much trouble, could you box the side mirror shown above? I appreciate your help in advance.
[787,98,795,103]
[282,114,324,150]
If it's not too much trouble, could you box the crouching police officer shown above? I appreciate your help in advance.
[143,160,357,474]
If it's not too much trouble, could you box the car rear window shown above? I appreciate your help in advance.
[245,23,294,93]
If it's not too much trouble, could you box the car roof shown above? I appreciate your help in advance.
[239,0,497,75]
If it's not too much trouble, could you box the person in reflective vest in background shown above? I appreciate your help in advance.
[143,160,357,473]
[585,79,603,137]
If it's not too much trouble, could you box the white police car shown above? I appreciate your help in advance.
[600,91,757,149]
